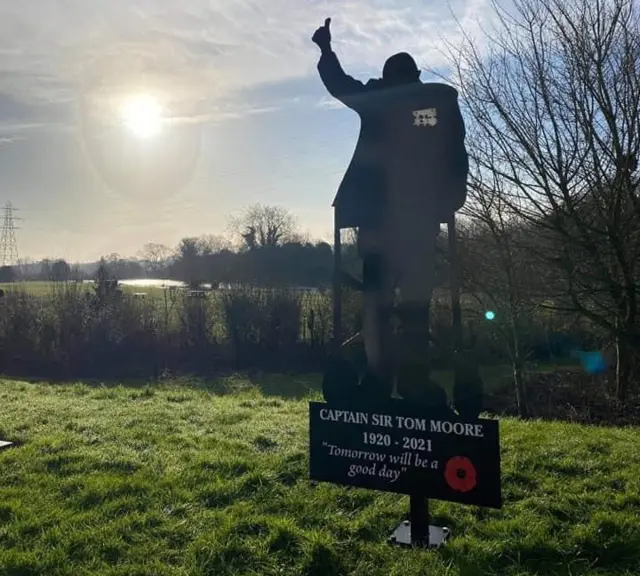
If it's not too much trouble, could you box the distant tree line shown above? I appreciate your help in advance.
[12,204,344,290]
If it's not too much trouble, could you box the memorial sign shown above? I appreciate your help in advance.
[310,402,501,509]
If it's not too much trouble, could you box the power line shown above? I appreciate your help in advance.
[0,202,21,267]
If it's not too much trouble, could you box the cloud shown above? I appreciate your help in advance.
[0,136,24,145]
[167,105,280,126]
[316,97,344,110]
[0,0,492,133]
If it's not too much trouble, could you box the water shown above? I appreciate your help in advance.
[117,279,189,289]
[83,279,321,293]
[83,278,210,289]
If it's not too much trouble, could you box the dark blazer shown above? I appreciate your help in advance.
[318,50,469,230]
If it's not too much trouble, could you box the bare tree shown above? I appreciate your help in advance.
[450,0,640,400]
[457,171,552,416]
[197,234,231,255]
[138,243,173,274]
[229,204,298,249]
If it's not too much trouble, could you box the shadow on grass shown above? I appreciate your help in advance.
[0,371,323,400]
[245,373,322,399]
[6,361,638,426]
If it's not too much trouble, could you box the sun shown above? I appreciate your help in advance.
[120,94,163,138]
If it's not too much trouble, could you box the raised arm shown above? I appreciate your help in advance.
[312,18,380,107]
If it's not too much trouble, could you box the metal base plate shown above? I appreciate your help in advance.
[0,441,13,450]
[389,520,449,548]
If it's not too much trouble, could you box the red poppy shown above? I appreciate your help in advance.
[445,456,477,492]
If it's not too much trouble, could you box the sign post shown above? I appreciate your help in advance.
[389,497,448,547]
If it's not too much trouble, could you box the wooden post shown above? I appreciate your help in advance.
[333,210,343,352]
[447,216,463,352]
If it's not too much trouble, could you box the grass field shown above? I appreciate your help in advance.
[1,377,639,576]
[0,281,170,299]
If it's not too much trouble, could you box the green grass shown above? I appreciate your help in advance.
[0,281,54,297]
[1,377,639,576]
[0,281,169,299]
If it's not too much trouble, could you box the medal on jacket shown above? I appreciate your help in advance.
[413,108,438,127]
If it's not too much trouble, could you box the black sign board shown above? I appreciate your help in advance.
[309,402,501,509]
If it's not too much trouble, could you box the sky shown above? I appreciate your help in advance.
[0,0,491,263]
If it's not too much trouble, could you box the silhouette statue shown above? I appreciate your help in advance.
[313,18,469,407]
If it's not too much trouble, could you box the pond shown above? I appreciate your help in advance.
[83,279,322,293]
[117,279,190,288]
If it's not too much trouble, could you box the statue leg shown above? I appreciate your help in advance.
[359,229,395,401]
[394,224,448,408]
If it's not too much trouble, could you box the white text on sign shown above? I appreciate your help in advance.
[319,409,485,438]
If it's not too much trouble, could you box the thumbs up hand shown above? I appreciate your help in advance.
[312,18,332,52]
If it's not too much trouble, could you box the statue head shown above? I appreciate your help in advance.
[382,52,421,85]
